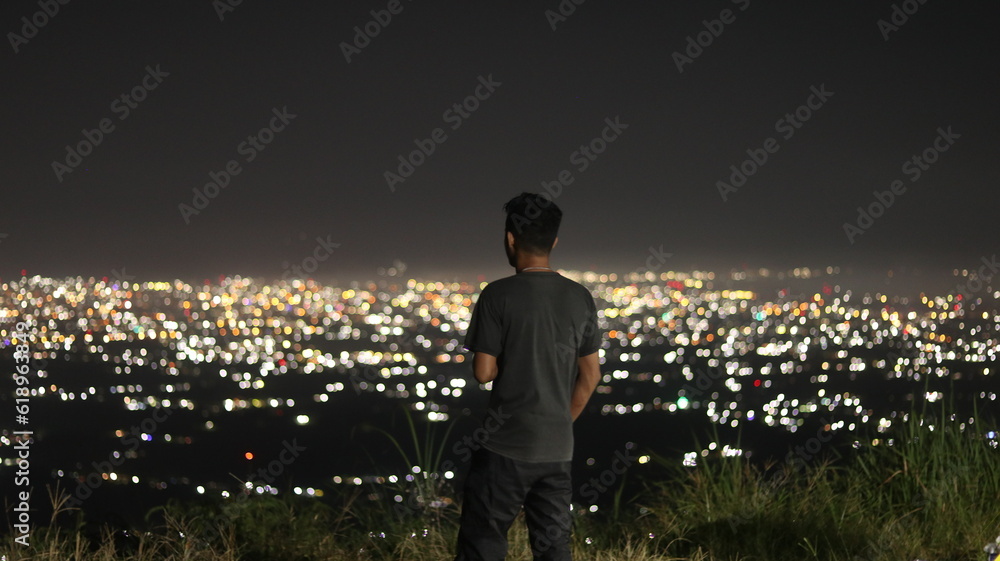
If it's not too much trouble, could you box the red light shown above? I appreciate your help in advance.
[753,380,761,387]
[245,452,254,460]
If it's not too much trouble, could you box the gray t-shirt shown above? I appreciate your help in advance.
[463,270,602,462]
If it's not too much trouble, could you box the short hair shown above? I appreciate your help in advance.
[503,192,562,255]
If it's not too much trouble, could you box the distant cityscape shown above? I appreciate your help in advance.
[1,265,997,514]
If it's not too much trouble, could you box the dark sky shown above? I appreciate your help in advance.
[2,1,997,284]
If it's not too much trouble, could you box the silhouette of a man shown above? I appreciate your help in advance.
[454,192,603,561]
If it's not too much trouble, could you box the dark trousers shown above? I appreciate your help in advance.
[453,446,573,561]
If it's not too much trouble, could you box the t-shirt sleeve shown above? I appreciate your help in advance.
[463,287,503,356]
[578,292,601,357]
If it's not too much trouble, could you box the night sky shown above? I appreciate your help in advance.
[3,1,997,284]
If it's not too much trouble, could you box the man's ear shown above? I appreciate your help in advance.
[506,231,515,249]
[552,237,558,250]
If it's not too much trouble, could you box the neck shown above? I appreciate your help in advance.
[516,258,552,273]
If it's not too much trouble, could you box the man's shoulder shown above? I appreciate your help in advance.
[477,275,514,296]
[556,276,595,300]
[484,274,519,287]
[478,273,529,294]
[562,275,592,291]
[483,273,592,295]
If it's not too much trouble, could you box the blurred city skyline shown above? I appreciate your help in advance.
[2,262,994,517]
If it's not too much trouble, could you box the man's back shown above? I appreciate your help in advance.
[464,270,601,462]
[454,192,601,561]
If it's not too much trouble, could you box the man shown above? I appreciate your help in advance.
[453,192,603,561]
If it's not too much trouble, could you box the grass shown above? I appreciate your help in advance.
[3,400,997,560]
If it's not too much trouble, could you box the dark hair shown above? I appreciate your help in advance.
[503,192,562,255]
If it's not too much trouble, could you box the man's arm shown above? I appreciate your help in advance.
[472,351,499,384]
[570,351,600,421]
